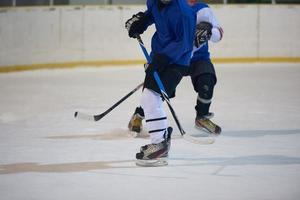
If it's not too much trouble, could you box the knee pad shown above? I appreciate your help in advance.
[194,74,216,103]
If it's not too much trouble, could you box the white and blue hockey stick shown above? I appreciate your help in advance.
[136,36,215,144]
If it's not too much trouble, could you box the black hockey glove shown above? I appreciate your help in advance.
[194,21,213,48]
[146,54,170,75]
[125,12,148,38]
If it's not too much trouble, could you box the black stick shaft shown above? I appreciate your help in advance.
[75,83,143,121]
[93,83,143,121]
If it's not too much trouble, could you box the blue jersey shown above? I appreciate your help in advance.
[145,0,196,67]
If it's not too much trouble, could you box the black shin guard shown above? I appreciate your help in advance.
[193,74,216,117]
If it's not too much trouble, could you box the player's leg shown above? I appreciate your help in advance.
[136,88,172,166]
[136,65,188,166]
[191,60,221,135]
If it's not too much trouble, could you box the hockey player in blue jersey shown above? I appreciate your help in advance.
[125,0,196,166]
[128,0,223,138]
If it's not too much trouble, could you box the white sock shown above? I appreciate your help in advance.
[140,88,167,144]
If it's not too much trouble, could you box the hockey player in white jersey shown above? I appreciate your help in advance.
[128,0,223,136]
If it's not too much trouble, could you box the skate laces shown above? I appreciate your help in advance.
[205,118,216,127]
[141,127,172,152]
[195,115,222,135]
[141,143,163,154]
[200,118,216,128]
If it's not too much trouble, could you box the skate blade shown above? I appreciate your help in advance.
[135,158,168,167]
[194,124,220,136]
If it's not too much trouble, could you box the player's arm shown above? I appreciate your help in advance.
[125,10,153,38]
[194,6,223,47]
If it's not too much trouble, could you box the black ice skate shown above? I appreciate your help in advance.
[128,107,144,134]
[135,127,172,167]
[195,113,221,135]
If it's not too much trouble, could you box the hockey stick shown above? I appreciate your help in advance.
[136,36,215,144]
[74,83,143,121]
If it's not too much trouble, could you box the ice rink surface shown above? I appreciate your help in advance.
[0,63,300,200]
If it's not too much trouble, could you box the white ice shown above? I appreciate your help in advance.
[0,63,300,200]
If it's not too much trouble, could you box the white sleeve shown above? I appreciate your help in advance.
[196,7,223,43]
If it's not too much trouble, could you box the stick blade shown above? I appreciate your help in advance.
[183,134,215,145]
[74,111,95,121]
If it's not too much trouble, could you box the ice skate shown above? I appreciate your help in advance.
[136,127,172,167]
[128,107,144,134]
[195,113,221,135]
